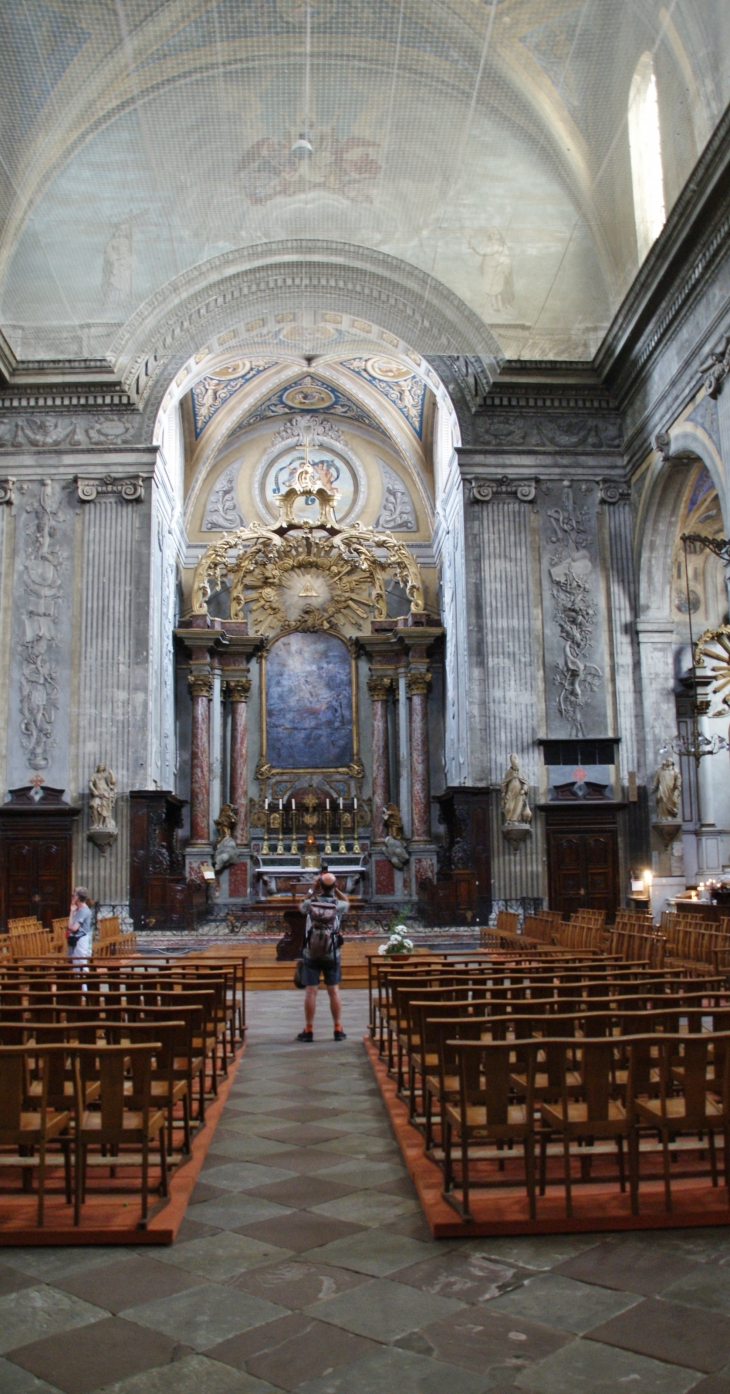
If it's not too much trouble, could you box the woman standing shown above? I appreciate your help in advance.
[67,887,92,961]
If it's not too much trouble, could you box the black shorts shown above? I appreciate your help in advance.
[300,957,342,987]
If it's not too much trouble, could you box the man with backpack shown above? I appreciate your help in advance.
[297,871,349,1042]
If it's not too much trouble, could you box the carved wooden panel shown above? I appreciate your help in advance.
[545,808,619,922]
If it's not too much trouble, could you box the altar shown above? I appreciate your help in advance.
[176,458,443,912]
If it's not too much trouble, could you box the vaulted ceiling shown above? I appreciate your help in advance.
[1,0,727,365]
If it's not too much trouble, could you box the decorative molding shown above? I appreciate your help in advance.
[367,675,392,702]
[467,475,537,504]
[0,477,15,505]
[188,671,213,699]
[652,430,672,465]
[466,413,621,451]
[18,480,65,769]
[546,484,602,738]
[375,459,417,531]
[227,678,251,702]
[76,474,144,503]
[271,414,346,449]
[698,334,730,400]
[202,466,245,531]
[0,411,141,449]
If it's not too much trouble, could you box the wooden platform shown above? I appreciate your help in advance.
[0,1043,244,1246]
[198,939,377,989]
[365,1036,730,1238]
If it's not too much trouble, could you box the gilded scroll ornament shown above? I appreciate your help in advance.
[693,623,730,712]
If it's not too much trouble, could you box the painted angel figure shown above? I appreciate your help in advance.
[89,764,117,830]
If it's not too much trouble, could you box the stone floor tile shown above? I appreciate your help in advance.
[185,1193,294,1229]
[662,1266,730,1314]
[152,1232,294,1281]
[294,1343,494,1394]
[120,1281,290,1352]
[262,1149,349,1175]
[303,1275,465,1341]
[201,1161,298,1192]
[465,1236,604,1271]
[0,1249,127,1283]
[209,1310,377,1390]
[255,1125,349,1146]
[587,1296,730,1372]
[242,1175,359,1209]
[0,1360,61,1394]
[487,1272,642,1334]
[302,1229,444,1276]
[97,1351,278,1393]
[0,1265,39,1298]
[416,1306,572,1374]
[234,1082,299,1096]
[553,1240,702,1296]
[688,1379,730,1393]
[172,1217,221,1243]
[266,1107,347,1125]
[189,1180,228,1204]
[209,1133,298,1158]
[307,1134,399,1158]
[314,1159,408,1189]
[224,1097,301,1116]
[237,1213,365,1254]
[514,1338,703,1394]
[391,1248,532,1303]
[309,1188,420,1227]
[382,1213,437,1242]
[0,1287,105,1356]
[233,1258,370,1308]
[54,1256,205,1313]
[6,1317,179,1394]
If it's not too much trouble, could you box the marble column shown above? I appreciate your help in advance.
[188,670,213,846]
[229,675,252,846]
[368,675,391,842]
[407,668,432,844]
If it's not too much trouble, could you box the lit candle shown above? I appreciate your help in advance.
[279,799,283,810]
[264,798,269,810]
[339,798,343,810]
[353,797,357,810]
[326,798,330,809]
[291,798,296,810]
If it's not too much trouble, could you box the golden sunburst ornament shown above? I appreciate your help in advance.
[694,624,730,711]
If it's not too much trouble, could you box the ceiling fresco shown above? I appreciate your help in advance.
[0,1,727,364]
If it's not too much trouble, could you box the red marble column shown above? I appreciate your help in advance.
[188,670,212,844]
[228,675,251,846]
[368,674,391,842]
[407,669,432,844]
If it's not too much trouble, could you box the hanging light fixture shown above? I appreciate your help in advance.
[292,0,313,158]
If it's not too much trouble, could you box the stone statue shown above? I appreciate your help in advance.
[214,803,238,840]
[500,754,532,826]
[213,803,239,872]
[383,803,405,841]
[384,834,409,870]
[653,758,682,821]
[89,764,117,830]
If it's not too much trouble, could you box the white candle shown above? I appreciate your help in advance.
[265,798,269,810]
[339,798,343,810]
[291,798,296,810]
[279,799,282,810]
[326,798,330,809]
[354,797,357,809]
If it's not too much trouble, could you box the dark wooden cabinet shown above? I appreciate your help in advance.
[420,787,492,925]
[544,805,621,922]
[0,787,79,928]
[129,790,199,932]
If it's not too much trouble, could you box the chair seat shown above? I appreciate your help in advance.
[78,1107,166,1139]
[512,1070,581,1094]
[0,1110,70,1143]
[425,1073,458,1096]
[445,1102,530,1130]
[636,1095,724,1124]
[541,1099,627,1130]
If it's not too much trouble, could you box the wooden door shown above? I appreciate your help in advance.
[3,836,71,927]
[546,817,619,922]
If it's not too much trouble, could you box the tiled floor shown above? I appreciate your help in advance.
[2,990,730,1393]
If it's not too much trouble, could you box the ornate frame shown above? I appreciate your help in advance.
[257,630,362,779]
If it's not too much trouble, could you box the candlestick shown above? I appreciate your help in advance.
[290,807,298,856]
[324,803,332,855]
[262,800,270,855]
[338,805,346,854]
[275,806,284,855]
[352,802,361,854]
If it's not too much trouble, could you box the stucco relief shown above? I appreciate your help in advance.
[544,483,604,738]
[375,459,416,531]
[0,413,141,449]
[18,480,65,770]
[202,466,245,531]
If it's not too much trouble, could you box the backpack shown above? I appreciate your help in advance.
[306,897,339,961]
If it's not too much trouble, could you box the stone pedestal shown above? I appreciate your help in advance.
[229,675,251,846]
[368,674,391,843]
[188,670,212,848]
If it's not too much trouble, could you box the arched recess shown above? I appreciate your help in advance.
[111,241,503,429]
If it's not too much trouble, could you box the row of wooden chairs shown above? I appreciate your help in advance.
[94,916,137,957]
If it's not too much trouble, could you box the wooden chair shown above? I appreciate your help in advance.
[634,1032,730,1212]
[0,1045,71,1225]
[72,1043,168,1225]
[539,1037,638,1217]
[443,1038,538,1222]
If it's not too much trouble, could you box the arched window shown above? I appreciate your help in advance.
[628,52,666,262]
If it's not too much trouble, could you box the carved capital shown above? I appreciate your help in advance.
[367,675,392,702]
[468,475,536,505]
[598,477,631,504]
[188,671,213,699]
[76,473,144,503]
[406,670,431,697]
[652,431,672,466]
[698,335,730,400]
[228,677,252,702]
[0,477,15,505]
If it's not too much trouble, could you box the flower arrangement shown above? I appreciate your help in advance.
[378,923,414,957]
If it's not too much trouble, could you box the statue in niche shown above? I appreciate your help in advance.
[213,803,240,872]
[382,802,409,869]
[89,765,117,830]
[653,758,682,821]
[500,754,532,827]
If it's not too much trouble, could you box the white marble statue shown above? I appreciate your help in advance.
[500,753,532,826]
[89,764,117,830]
[383,834,409,870]
[653,757,682,821]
